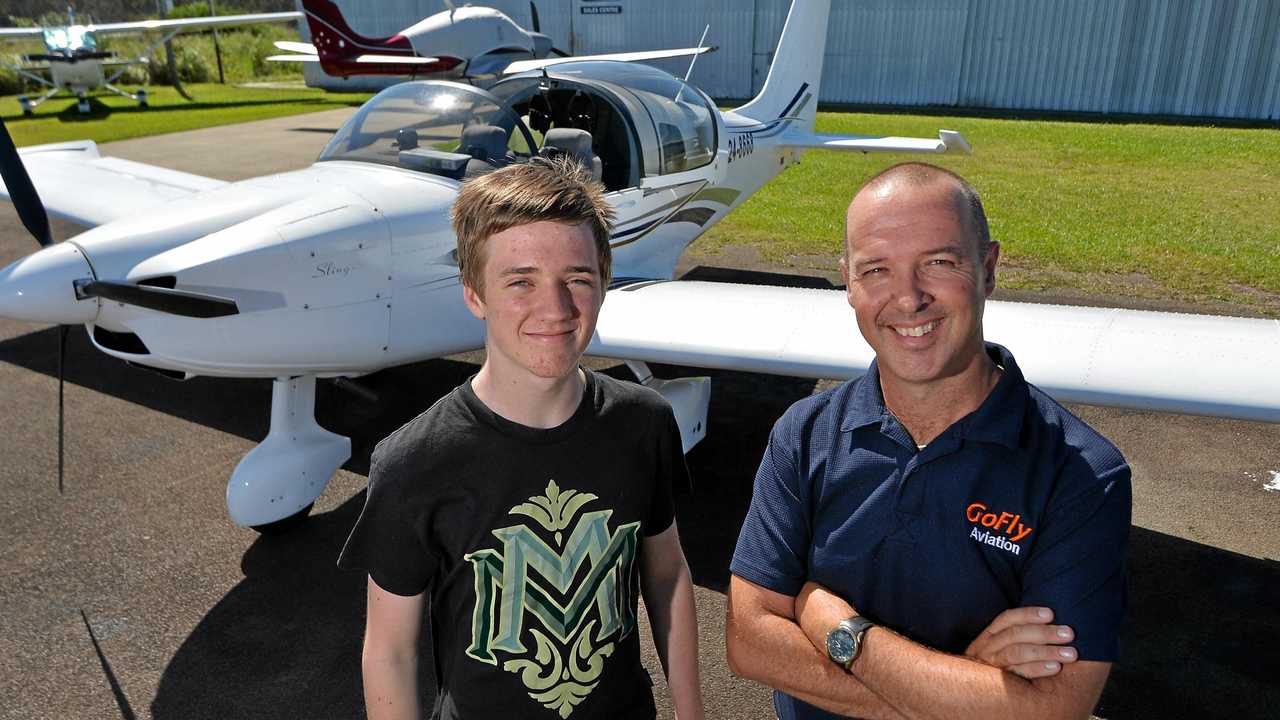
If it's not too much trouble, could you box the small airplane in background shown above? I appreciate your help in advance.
[0,0,1276,535]
[0,7,301,115]
[268,0,715,82]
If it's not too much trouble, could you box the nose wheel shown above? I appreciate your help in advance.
[227,375,350,531]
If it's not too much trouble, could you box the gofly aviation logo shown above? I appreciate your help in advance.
[965,501,1033,556]
[464,480,640,718]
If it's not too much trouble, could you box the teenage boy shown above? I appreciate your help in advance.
[339,156,704,720]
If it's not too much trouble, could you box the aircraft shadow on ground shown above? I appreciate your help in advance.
[1,280,1276,718]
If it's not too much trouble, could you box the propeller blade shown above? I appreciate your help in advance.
[58,324,67,495]
[529,1,541,32]
[75,280,240,319]
[551,47,570,58]
[0,115,53,247]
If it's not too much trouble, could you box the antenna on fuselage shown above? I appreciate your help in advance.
[674,24,710,103]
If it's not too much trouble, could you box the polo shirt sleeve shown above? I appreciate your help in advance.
[337,451,437,597]
[730,412,811,598]
[1020,455,1132,662]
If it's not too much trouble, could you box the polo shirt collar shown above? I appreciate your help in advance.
[838,342,1028,450]
[839,359,891,432]
[959,343,1028,450]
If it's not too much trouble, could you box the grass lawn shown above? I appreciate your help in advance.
[2,83,371,146]
[699,111,1280,315]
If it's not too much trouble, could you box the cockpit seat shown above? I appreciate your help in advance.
[459,124,509,175]
[540,128,603,182]
[395,128,419,151]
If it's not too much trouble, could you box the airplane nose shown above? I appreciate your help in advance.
[0,242,98,325]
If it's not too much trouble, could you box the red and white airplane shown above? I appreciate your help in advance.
[269,0,715,81]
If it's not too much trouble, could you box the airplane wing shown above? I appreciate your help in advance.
[589,280,1280,423]
[780,129,973,155]
[503,46,717,75]
[273,40,316,54]
[84,11,302,36]
[353,54,440,64]
[0,141,227,228]
[0,27,43,39]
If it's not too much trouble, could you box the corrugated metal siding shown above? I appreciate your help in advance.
[821,0,967,106]
[303,0,1280,121]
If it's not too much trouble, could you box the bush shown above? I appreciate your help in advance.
[165,2,249,20]
[147,44,213,84]
[0,64,34,96]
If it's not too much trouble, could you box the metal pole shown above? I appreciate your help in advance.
[208,0,225,84]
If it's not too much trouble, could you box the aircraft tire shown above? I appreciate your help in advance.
[249,502,314,535]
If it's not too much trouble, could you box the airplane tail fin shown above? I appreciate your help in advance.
[301,0,407,56]
[733,0,830,133]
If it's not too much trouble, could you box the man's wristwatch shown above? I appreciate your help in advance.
[825,615,874,672]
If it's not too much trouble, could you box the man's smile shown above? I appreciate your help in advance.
[888,318,942,338]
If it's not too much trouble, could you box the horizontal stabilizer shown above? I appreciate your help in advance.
[0,140,226,228]
[590,280,1280,423]
[354,54,440,65]
[266,54,319,63]
[272,40,316,54]
[783,129,971,155]
[504,46,716,75]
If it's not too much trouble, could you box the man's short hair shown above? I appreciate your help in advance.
[451,156,615,295]
[850,162,992,259]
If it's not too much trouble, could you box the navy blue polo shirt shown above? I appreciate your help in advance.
[731,344,1131,720]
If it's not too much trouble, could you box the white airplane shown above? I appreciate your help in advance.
[0,8,302,115]
[267,0,715,82]
[1,0,1277,533]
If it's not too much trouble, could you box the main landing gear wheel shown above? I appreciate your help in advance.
[250,502,314,535]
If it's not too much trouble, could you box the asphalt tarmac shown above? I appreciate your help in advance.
[1,108,1277,720]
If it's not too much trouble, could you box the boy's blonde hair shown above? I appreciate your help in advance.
[451,156,615,295]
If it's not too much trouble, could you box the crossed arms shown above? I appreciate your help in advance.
[726,575,1110,720]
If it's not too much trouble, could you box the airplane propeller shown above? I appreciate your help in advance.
[529,2,569,57]
[0,117,241,492]
[0,113,51,247]
[0,115,67,492]
[74,280,240,319]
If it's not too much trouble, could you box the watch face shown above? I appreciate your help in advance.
[826,628,855,664]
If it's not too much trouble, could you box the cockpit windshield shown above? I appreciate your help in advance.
[318,81,537,181]
[43,26,97,54]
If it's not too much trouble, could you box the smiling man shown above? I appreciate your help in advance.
[339,157,703,720]
[726,163,1132,719]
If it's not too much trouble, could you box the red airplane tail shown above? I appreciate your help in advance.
[301,0,414,58]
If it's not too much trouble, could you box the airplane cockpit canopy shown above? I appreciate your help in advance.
[492,61,718,184]
[43,26,98,55]
[319,64,717,192]
[318,81,538,180]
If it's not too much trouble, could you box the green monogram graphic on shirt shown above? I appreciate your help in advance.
[464,479,640,718]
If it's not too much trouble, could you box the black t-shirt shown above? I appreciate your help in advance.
[339,369,683,720]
